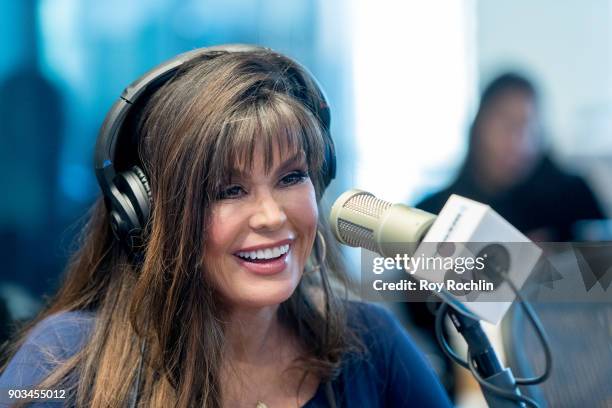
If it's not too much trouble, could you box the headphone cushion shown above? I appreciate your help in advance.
[131,166,152,205]
[115,166,152,231]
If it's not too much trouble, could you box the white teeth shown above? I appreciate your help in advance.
[236,244,290,260]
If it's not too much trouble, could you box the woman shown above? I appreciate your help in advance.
[0,46,451,407]
[418,72,605,241]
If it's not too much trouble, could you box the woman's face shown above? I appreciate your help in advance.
[203,142,318,310]
[475,90,541,190]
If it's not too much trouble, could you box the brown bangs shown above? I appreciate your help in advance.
[211,92,325,188]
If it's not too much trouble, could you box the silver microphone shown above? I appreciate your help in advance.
[329,189,436,257]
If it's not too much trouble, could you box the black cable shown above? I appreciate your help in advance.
[434,271,553,407]
[127,253,147,408]
[502,278,552,385]
[324,382,337,408]
[435,303,468,369]
[128,335,147,408]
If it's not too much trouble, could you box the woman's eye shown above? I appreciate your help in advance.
[218,185,247,199]
[279,170,309,187]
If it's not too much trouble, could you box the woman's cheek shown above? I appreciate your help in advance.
[291,181,317,218]
[205,204,242,258]
[286,182,318,256]
[206,208,224,255]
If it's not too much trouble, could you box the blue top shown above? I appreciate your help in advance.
[0,303,452,407]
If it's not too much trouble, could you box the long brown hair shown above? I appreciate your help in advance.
[2,49,359,407]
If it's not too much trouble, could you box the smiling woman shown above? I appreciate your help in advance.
[0,46,452,408]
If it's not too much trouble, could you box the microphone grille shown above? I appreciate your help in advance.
[337,219,378,253]
[333,191,393,253]
[343,192,392,218]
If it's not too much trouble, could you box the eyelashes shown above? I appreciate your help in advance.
[217,185,246,200]
[217,169,310,200]
[279,170,309,187]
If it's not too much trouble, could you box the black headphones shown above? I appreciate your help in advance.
[94,44,336,255]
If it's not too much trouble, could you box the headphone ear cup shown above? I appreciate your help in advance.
[322,132,336,189]
[107,193,141,251]
[131,165,153,216]
[112,166,152,251]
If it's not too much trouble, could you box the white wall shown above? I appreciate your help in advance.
[351,0,478,204]
[477,0,612,159]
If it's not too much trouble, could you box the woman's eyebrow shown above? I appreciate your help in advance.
[227,152,306,181]
[227,168,247,182]
[274,152,307,175]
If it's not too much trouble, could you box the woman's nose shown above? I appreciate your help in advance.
[249,191,287,231]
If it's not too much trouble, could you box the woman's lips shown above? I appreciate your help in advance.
[233,249,290,275]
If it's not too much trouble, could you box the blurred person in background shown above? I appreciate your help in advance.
[418,72,606,241]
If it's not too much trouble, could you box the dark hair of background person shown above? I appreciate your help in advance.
[417,72,605,242]
[1,50,362,408]
[459,73,538,186]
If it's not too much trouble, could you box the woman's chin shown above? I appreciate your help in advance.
[231,284,297,309]
[212,258,305,310]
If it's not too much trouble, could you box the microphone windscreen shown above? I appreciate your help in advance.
[329,189,436,257]
[330,190,390,252]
